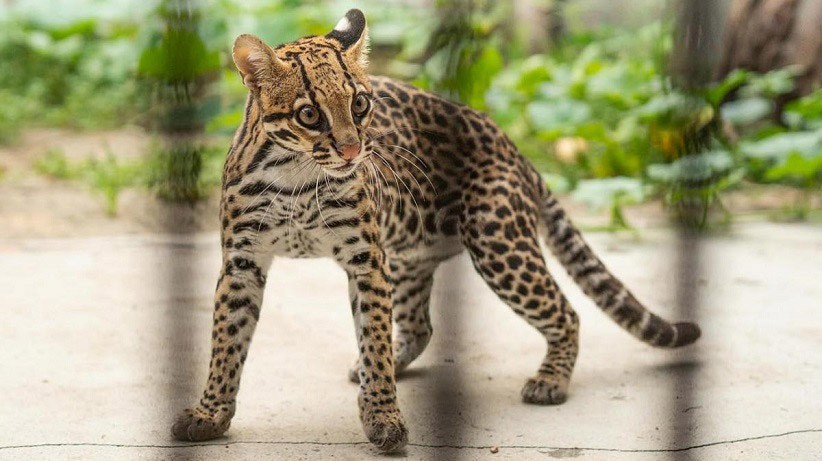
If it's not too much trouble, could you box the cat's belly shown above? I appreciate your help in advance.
[385,235,464,266]
[269,229,322,258]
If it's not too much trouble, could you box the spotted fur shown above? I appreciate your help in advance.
[171,9,700,452]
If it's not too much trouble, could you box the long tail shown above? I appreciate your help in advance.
[538,192,700,348]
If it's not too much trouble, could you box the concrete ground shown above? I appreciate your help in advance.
[0,221,820,460]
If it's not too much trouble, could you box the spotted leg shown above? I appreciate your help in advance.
[460,187,580,405]
[171,245,273,441]
[347,264,408,452]
[348,260,436,382]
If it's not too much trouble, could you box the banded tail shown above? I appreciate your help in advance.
[539,193,701,348]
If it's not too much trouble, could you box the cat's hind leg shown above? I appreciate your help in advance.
[460,186,579,404]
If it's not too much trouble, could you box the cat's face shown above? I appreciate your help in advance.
[233,9,373,178]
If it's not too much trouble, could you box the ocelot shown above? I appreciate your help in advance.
[171,9,700,452]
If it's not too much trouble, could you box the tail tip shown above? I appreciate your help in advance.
[672,322,701,347]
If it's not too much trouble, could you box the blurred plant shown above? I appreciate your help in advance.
[137,0,221,202]
[34,148,137,215]
[741,129,822,220]
[34,148,77,180]
[80,152,140,216]
[486,22,678,182]
[647,150,743,228]
[33,141,226,214]
[784,89,822,130]
[764,153,822,220]
[0,7,144,143]
[7,2,822,226]
[571,177,648,231]
[413,0,508,110]
[145,142,225,202]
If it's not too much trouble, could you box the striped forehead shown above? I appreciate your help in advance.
[277,39,362,97]
[303,51,351,95]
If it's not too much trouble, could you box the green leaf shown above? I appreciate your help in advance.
[514,55,553,96]
[647,150,734,183]
[542,173,571,194]
[528,99,592,134]
[137,28,220,82]
[764,152,822,183]
[720,97,772,125]
[634,92,710,127]
[740,67,801,98]
[460,45,502,110]
[740,131,822,161]
[571,177,647,210]
[704,69,748,106]
[784,88,822,129]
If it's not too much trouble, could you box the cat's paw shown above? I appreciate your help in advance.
[171,406,233,442]
[363,416,408,452]
[521,375,569,405]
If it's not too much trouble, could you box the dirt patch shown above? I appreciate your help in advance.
[0,127,150,178]
[0,128,221,238]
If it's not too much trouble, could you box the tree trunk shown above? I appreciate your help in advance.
[717,0,822,97]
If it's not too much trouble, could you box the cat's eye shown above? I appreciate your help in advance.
[352,93,370,117]
[296,105,321,128]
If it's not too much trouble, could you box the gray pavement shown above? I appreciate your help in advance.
[1,221,820,460]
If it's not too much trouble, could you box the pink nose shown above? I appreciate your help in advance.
[338,143,360,161]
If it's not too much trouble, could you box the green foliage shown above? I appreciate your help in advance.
[34,148,77,180]
[572,177,648,231]
[79,152,140,216]
[647,150,736,184]
[720,97,772,125]
[740,129,822,176]
[646,150,743,228]
[0,7,144,143]
[703,69,748,107]
[8,2,822,227]
[32,142,226,214]
[412,1,508,110]
[740,66,799,99]
[784,89,822,130]
[763,153,822,221]
[33,148,137,215]
[138,28,220,84]
[144,145,201,203]
[485,23,680,182]
[765,153,822,185]
[145,143,225,202]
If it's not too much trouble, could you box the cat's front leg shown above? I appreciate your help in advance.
[347,262,408,452]
[171,247,272,441]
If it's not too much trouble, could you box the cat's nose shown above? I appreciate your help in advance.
[336,142,360,162]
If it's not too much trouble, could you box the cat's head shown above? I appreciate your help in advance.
[232,9,373,178]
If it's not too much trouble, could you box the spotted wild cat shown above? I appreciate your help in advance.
[171,9,700,452]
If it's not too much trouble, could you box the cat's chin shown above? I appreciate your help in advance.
[324,162,360,178]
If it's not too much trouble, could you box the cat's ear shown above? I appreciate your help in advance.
[326,9,369,68]
[232,34,285,89]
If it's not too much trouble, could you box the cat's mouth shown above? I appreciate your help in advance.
[324,161,358,178]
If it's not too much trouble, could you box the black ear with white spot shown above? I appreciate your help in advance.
[326,9,369,67]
